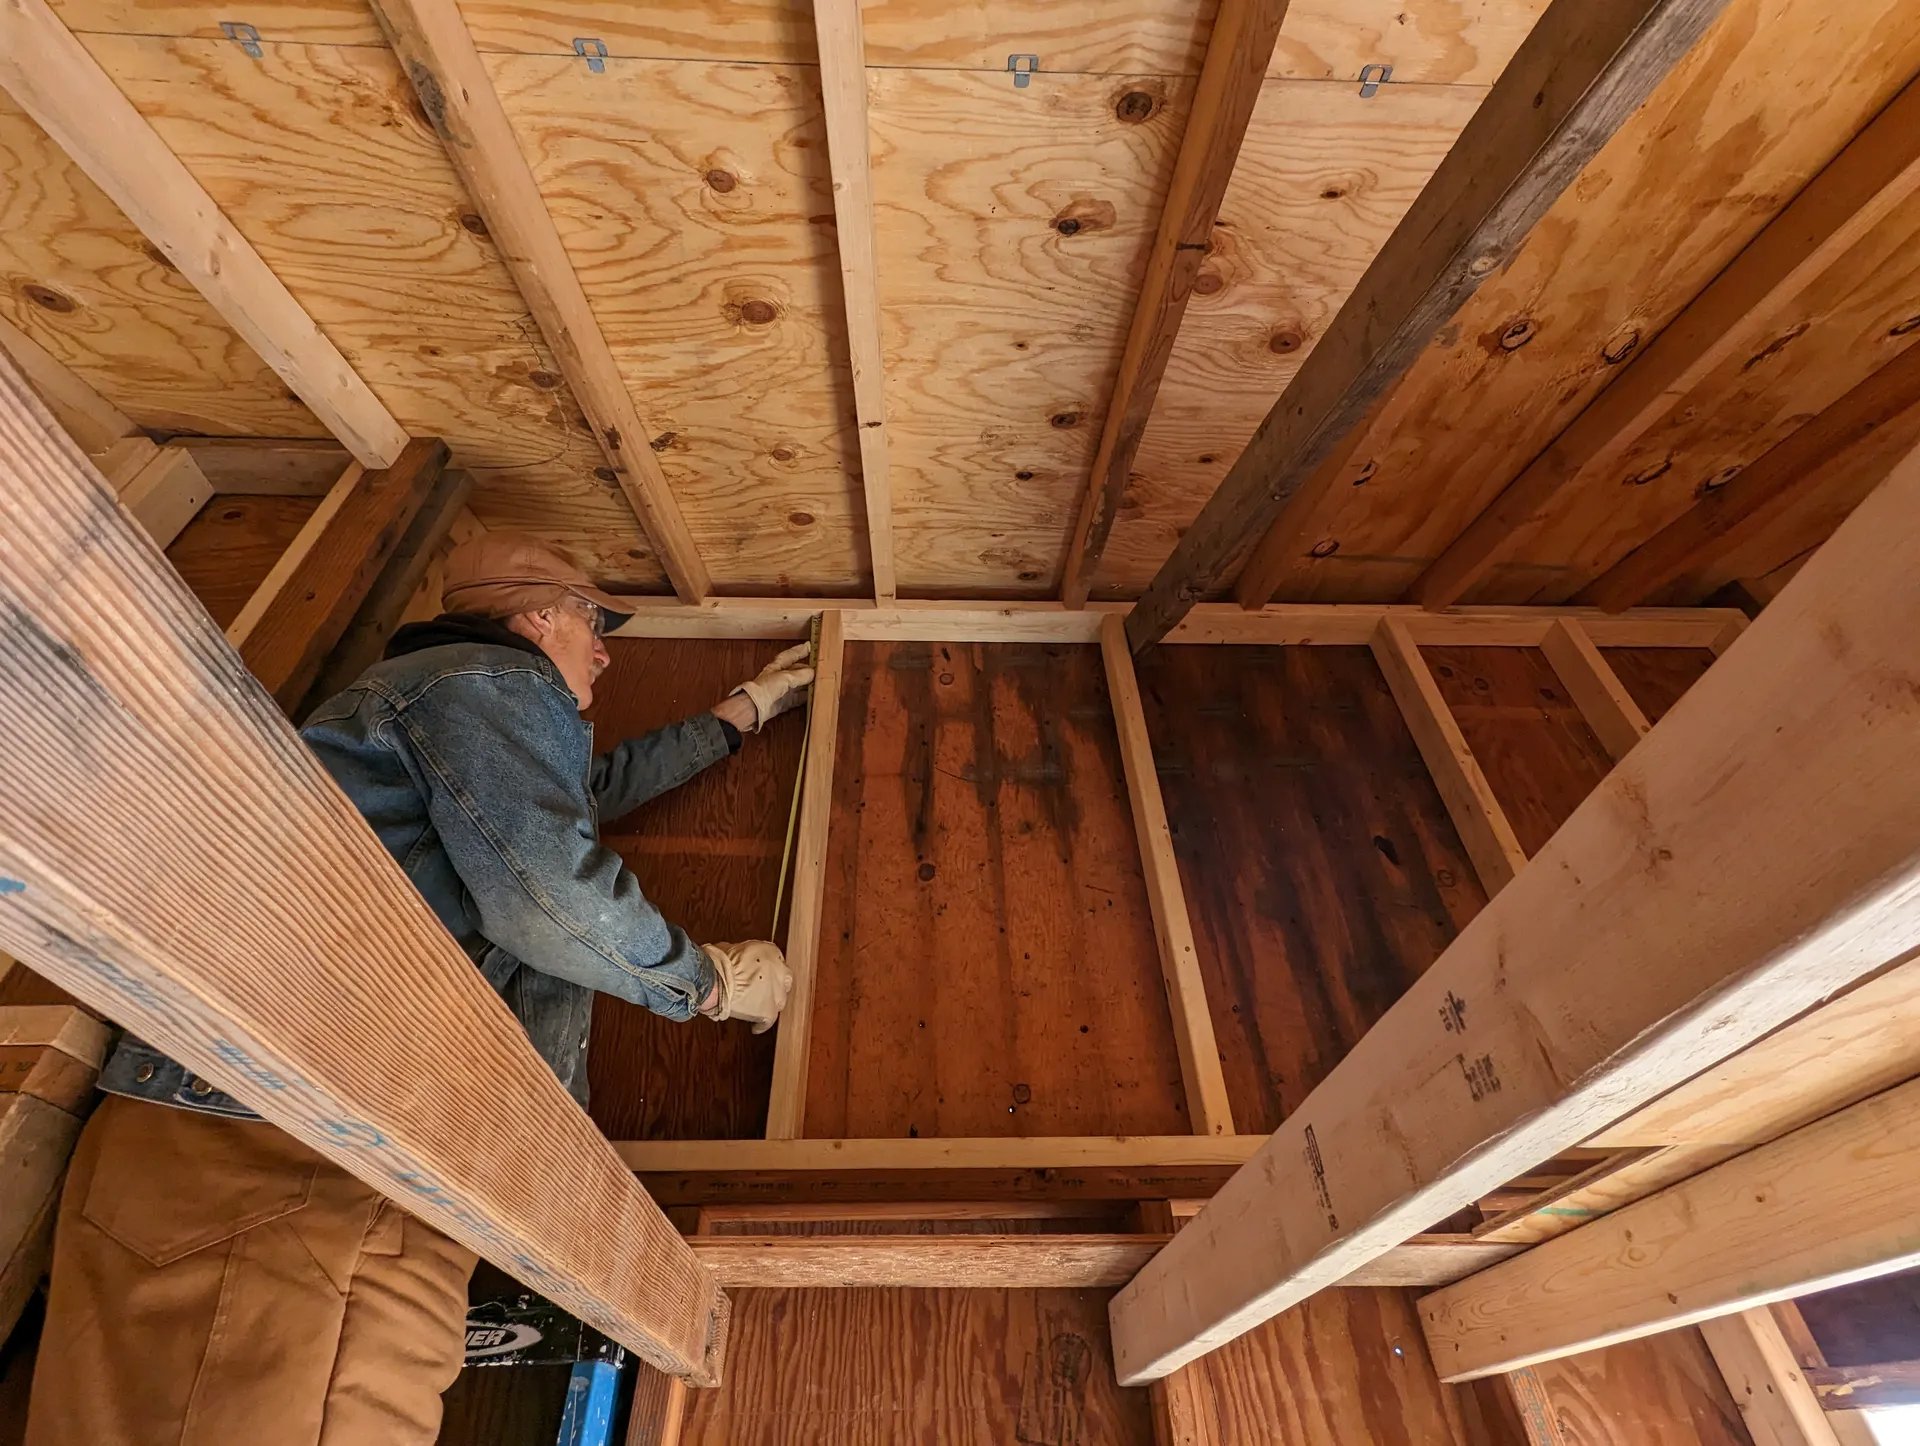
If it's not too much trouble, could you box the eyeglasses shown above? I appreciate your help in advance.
[561,595,609,639]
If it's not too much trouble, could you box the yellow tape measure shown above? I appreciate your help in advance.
[768,613,822,937]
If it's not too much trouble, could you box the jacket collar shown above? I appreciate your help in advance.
[384,612,547,662]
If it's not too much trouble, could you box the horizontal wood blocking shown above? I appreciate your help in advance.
[616,1136,1265,1173]
[610,601,1745,646]
[1107,435,1920,1384]
[0,357,724,1382]
[1422,1075,1920,1381]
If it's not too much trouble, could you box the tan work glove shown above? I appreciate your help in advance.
[728,644,814,732]
[699,941,793,1034]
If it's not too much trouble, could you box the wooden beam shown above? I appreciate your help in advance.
[0,352,725,1381]
[617,1135,1262,1172]
[811,0,896,602]
[1472,1144,1736,1245]
[1774,1304,1882,1446]
[178,438,356,497]
[1370,619,1528,893]
[226,441,449,710]
[1416,76,1920,609]
[1421,1076,1920,1381]
[1122,0,1736,650]
[117,445,213,551]
[1100,615,1235,1136]
[610,599,1745,647]
[1107,436,1920,1383]
[0,0,407,469]
[1059,0,1292,607]
[764,610,846,1139]
[1539,620,1650,762]
[0,315,134,455]
[1580,339,1920,611]
[298,467,475,713]
[1701,1308,1846,1446]
[693,1233,1166,1289]
[367,0,710,602]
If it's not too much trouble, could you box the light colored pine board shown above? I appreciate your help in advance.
[1473,1144,1736,1245]
[1127,0,1740,647]
[0,0,407,466]
[369,0,710,602]
[0,353,725,1381]
[870,65,1189,593]
[0,93,322,441]
[811,0,894,600]
[764,609,845,1139]
[1062,0,1292,605]
[1370,619,1528,893]
[1422,1075,1920,1380]
[691,1233,1165,1289]
[1107,434,1920,1382]
[1700,1308,1843,1446]
[486,50,863,593]
[118,445,213,549]
[0,313,132,453]
[1539,620,1650,762]
[1248,0,1920,606]
[1100,614,1235,1135]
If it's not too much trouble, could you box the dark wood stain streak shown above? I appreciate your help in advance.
[583,638,804,1141]
[807,642,1184,1138]
[1134,646,1487,1134]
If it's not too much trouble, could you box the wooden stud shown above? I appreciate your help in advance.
[227,441,450,711]
[811,0,896,602]
[367,0,711,602]
[0,353,725,1382]
[1417,76,1920,609]
[0,314,134,455]
[1580,340,1920,612]
[1421,1076,1920,1381]
[118,446,214,551]
[1700,1308,1845,1446]
[625,1210,711,1446]
[1539,620,1650,762]
[1108,435,1920,1383]
[1123,0,1736,650]
[1774,1304,1882,1446]
[1059,0,1293,607]
[0,0,408,469]
[1370,619,1528,893]
[764,610,846,1139]
[1100,615,1235,1136]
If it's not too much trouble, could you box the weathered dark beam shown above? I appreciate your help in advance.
[1121,0,1736,651]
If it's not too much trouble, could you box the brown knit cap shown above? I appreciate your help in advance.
[441,532,634,625]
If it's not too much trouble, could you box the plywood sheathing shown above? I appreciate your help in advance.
[1247,0,1920,604]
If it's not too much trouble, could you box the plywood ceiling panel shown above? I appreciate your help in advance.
[1254,0,1920,604]
[1095,78,1486,597]
[870,67,1190,594]
[490,53,866,594]
[0,91,319,439]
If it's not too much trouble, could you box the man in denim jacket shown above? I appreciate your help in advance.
[27,534,807,1446]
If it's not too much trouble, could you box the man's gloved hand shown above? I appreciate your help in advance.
[698,941,793,1034]
[728,644,814,732]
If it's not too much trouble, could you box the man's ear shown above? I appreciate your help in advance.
[505,608,553,644]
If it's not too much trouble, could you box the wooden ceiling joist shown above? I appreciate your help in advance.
[1412,74,1920,610]
[1420,1076,1920,1381]
[1106,433,1920,1382]
[0,0,408,471]
[1119,0,1737,650]
[1056,0,1293,608]
[0,354,724,1381]
[367,0,710,602]
[1579,339,1920,611]
[812,0,897,602]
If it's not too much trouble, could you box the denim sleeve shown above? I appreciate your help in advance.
[395,667,715,1020]
[590,713,733,825]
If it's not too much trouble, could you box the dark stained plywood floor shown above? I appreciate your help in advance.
[1134,645,1488,1135]
[805,641,1187,1139]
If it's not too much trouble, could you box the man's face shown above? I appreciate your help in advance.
[512,597,610,711]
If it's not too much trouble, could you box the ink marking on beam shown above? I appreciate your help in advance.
[0,879,22,895]
[1439,990,1468,1033]
[1303,1124,1338,1228]
[1459,1053,1501,1101]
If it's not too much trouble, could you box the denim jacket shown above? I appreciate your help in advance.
[101,615,729,1113]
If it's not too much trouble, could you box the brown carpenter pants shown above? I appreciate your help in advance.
[25,1095,477,1446]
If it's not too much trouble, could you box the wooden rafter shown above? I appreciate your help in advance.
[0,0,408,470]
[1414,75,1920,609]
[1120,0,1737,651]
[1420,1076,1920,1380]
[811,0,897,602]
[0,352,724,1381]
[1057,0,1293,607]
[1539,620,1649,760]
[1106,433,1920,1382]
[368,0,711,602]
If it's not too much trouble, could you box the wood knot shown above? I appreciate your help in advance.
[738,298,777,326]
[650,431,678,452]
[1309,538,1339,558]
[1498,318,1536,350]
[1601,326,1641,365]
[788,510,814,526]
[705,168,737,193]
[527,369,560,390]
[1050,411,1081,429]
[771,445,796,462]
[593,466,618,483]
[21,283,75,313]
[1269,328,1303,355]
[1114,90,1157,123]
[1193,270,1224,296]
[458,212,489,238]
